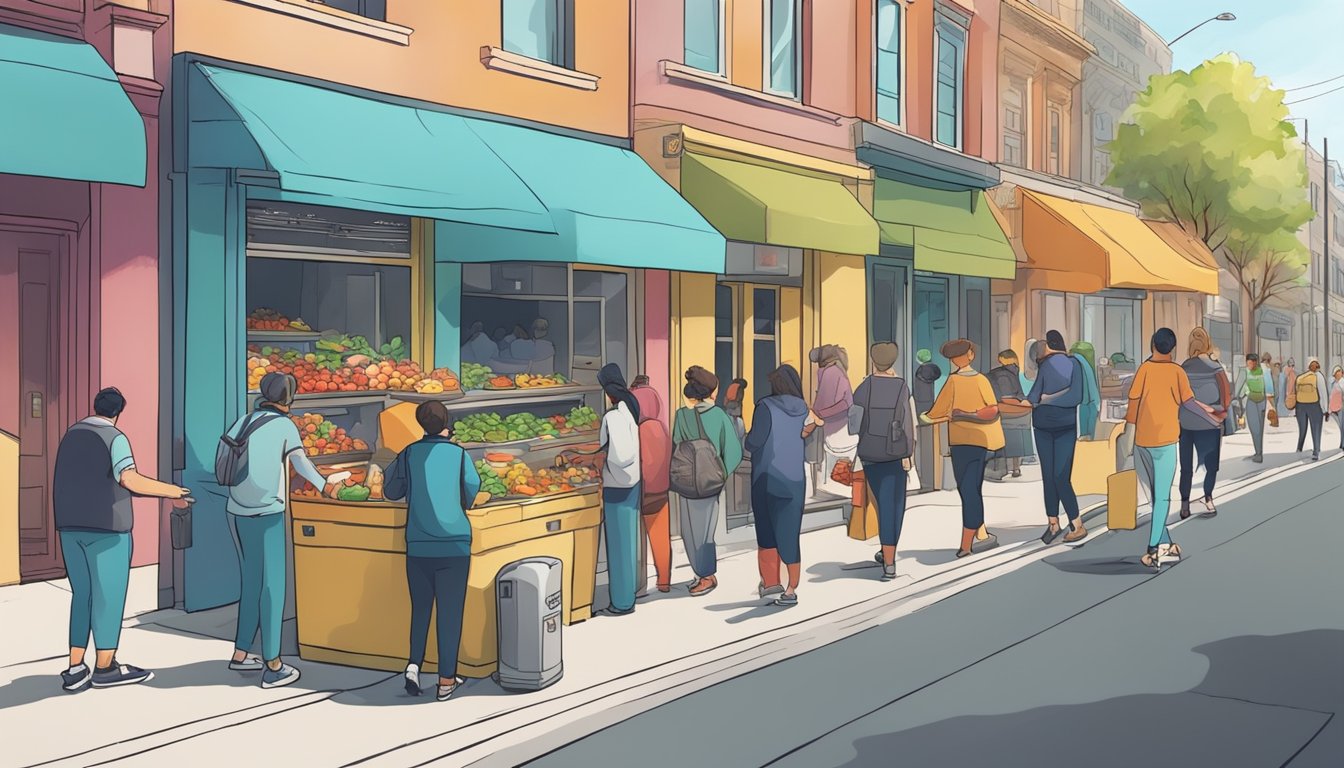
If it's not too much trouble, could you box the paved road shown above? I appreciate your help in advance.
[524,458,1344,768]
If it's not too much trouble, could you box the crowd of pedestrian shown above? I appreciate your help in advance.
[47,328,1344,699]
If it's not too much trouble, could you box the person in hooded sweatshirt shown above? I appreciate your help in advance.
[631,376,672,593]
[809,344,856,495]
[745,365,811,607]
[1293,358,1330,461]
[596,364,642,614]
[671,366,742,597]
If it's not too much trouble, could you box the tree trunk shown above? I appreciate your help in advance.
[1242,283,1257,355]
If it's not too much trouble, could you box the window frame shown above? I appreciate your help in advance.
[684,0,726,76]
[316,0,386,20]
[763,0,804,100]
[501,0,575,70]
[1047,104,1063,175]
[933,6,969,151]
[874,0,905,127]
[1001,78,1027,167]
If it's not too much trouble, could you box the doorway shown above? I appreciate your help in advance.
[1,229,65,582]
[868,261,909,377]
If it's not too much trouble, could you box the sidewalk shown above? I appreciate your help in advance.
[0,420,1333,768]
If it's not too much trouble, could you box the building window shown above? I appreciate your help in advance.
[315,0,386,20]
[503,0,573,68]
[1002,83,1026,167]
[1116,54,1139,78]
[876,0,903,124]
[752,287,780,401]
[765,0,801,98]
[1092,150,1111,184]
[684,0,723,74]
[1311,183,1320,211]
[1093,110,1114,142]
[1048,106,1062,175]
[934,7,968,150]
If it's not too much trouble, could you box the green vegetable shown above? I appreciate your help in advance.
[336,485,372,502]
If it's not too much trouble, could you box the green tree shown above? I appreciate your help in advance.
[1107,54,1314,350]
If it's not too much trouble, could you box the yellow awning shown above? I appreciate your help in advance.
[1021,191,1219,294]
[680,152,879,255]
[1145,220,1219,270]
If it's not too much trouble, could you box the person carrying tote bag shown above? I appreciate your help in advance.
[848,343,918,581]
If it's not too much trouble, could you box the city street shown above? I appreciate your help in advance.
[522,457,1344,768]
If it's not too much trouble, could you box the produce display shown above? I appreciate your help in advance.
[293,463,372,500]
[461,363,493,391]
[473,458,600,499]
[453,411,559,444]
[485,375,516,390]
[247,347,461,395]
[316,333,407,362]
[515,373,568,388]
[247,308,312,332]
[563,406,600,431]
[291,412,369,457]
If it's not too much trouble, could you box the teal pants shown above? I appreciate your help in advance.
[1135,444,1178,549]
[60,530,132,650]
[231,513,286,661]
[603,484,641,612]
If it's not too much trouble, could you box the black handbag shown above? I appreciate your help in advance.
[170,506,193,550]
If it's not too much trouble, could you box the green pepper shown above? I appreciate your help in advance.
[336,485,372,502]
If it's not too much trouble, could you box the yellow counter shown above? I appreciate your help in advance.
[290,489,601,678]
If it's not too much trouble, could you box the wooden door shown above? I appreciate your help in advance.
[0,231,64,581]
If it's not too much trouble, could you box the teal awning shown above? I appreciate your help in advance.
[436,122,725,272]
[0,23,145,185]
[192,65,555,232]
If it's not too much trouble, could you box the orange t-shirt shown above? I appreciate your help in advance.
[1125,359,1195,448]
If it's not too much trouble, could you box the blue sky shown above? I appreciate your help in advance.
[1123,0,1344,153]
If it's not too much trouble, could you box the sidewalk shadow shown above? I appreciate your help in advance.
[1044,555,1156,576]
[703,597,795,625]
[832,630,1343,767]
[906,548,959,566]
[806,560,883,584]
[332,672,513,708]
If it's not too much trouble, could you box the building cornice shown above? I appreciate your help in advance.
[1002,0,1096,61]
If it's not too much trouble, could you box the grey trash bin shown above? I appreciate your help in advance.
[493,557,564,692]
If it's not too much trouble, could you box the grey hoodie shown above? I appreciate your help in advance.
[744,395,809,493]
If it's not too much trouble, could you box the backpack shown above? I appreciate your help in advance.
[669,407,727,500]
[852,377,913,463]
[214,411,282,487]
[1180,359,1226,432]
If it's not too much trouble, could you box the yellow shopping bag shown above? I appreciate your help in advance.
[1107,470,1138,531]
[846,472,879,541]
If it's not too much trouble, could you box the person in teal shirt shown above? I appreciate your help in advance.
[1070,341,1101,440]
[1238,353,1275,462]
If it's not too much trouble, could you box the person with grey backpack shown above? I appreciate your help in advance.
[218,373,339,689]
[850,343,918,581]
[1178,329,1231,519]
[670,366,743,597]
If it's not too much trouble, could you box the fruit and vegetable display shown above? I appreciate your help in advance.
[461,363,493,391]
[293,463,375,500]
[247,347,460,395]
[473,458,600,500]
[515,373,568,388]
[291,412,369,457]
[485,375,516,390]
[452,411,560,444]
[563,406,599,431]
[315,333,408,362]
[247,308,312,332]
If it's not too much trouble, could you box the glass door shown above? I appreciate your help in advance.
[714,283,737,405]
[914,275,951,392]
[869,261,909,377]
[750,286,780,401]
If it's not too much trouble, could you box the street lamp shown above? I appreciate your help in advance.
[1168,12,1236,46]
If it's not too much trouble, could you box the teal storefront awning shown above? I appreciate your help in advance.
[0,23,145,185]
[436,122,726,273]
[192,65,555,232]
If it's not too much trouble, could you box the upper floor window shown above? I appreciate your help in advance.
[1311,183,1320,212]
[503,0,574,68]
[934,7,969,150]
[684,0,724,74]
[1002,82,1026,167]
[314,0,385,20]
[876,0,903,125]
[765,0,801,98]
[1048,106,1063,175]
[1093,110,1114,142]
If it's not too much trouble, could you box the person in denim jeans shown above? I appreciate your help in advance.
[1122,329,1222,569]
[850,343,917,581]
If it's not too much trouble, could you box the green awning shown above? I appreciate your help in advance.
[0,23,145,185]
[436,122,725,272]
[193,65,554,232]
[681,153,879,255]
[874,179,1015,279]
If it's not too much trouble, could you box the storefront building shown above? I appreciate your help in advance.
[1,3,168,586]
[166,0,723,664]
[633,1,878,522]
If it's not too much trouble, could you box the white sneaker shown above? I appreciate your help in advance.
[260,662,301,689]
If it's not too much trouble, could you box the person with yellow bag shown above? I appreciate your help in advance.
[847,342,918,581]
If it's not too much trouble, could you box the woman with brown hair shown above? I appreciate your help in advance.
[745,365,811,606]
[1178,328,1231,518]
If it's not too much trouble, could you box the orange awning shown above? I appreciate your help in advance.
[1145,220,1219,270]
[1021,191,1219,295]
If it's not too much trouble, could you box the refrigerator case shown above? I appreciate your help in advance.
[495,557,564,691]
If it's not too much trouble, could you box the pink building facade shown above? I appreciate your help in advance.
[0,0,170,585]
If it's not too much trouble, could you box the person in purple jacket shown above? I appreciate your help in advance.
[810,345,855,495]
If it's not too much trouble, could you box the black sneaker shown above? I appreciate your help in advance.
[61,663,92,693]
[91,661,153,688]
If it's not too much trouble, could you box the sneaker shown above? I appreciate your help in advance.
[773,592,798,607]
[260,662,301,689]
[758,582,785,598]
[437,676,466,702]
[874,550,884,565]
[229,655,265,672]
[404,663,421,696]
[61,663,92,693]
[91,661,153,688]
[974,533,1000,553]
[881,564,898,581]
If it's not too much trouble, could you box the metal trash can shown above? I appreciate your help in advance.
[493,557,564,692]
